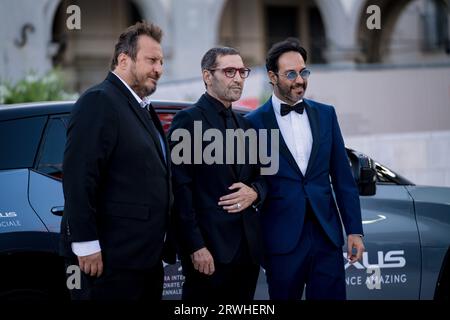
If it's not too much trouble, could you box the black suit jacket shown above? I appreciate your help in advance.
[60,72,173,269]
[168,93,267,264]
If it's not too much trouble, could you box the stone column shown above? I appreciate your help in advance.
[316,0,363,66]
[168,0,226,81]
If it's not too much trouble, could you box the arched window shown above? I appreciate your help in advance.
[51,0,143,92]
[218,0,327,66]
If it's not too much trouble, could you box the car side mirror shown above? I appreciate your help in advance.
[347,149,377,196]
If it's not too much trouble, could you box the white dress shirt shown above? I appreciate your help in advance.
[272,94,313,175]
[71,72,160,257]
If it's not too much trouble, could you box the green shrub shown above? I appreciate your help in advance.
[0,69,78,104]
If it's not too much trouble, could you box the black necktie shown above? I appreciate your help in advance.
[145,104,161,132]
[141,104,167,163]
[222,108,240,176]
[222,107,236,129]
[280,102,305,116]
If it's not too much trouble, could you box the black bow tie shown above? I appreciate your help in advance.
[280,102,305,116]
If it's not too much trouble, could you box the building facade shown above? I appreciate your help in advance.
[1,0,450,186]
[1,0,449,87]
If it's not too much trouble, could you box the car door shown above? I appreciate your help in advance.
[345,178,421,299]
[0,116,49,238]
[28,115,68,234]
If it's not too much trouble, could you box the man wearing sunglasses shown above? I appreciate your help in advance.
[168,47,267,302]
[246,38,365,300]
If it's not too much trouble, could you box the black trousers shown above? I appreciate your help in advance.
[181,239,260,302]
[65,260,164,301]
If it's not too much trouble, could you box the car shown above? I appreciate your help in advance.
[0,101,449,300]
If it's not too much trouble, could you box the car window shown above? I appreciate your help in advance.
[158,112,176,134]
[0,116,47,170]
[35,116,69,180]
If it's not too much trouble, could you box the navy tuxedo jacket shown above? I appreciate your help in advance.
[246,98,363,255]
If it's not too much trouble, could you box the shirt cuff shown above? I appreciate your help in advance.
[71,240,101,257]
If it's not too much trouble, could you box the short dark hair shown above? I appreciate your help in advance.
[201,47,241,88]
[110,21,163,70]
[201,47,240,71]
[266,37,308,73]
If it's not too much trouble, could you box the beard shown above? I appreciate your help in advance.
[225,85,243,102]
[141,83,156,97]
[277,82,306,104]
[130,66,159,98]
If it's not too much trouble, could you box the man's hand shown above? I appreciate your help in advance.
[191,247,215,275]
[347,234,365,264]
[78,251,103,277]
[218,182,258,213]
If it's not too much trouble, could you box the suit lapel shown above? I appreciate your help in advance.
[148,103,170,167]
[196,95,238,181]
[304,100,320,177]
[196,95,225,131]
[106,72,167,168]
[132,102,168,168]
[261,100,303,177]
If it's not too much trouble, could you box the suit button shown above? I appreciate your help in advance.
[304,180,308,185]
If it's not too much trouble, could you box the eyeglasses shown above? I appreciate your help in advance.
[277,68,311,81]
[208,67,251,79]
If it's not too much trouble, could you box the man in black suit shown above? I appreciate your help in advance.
[60,21,172,300]
[168,47,267,302]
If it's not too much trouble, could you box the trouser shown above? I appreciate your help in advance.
[265,201,346,300]
[64,259,164,301]
[181,238,260,302]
